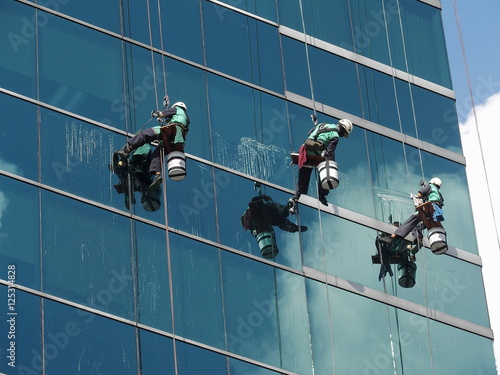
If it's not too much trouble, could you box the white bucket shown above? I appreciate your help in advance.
[318,160,339,190]
[428,227,448,255]
[167,151,186,181]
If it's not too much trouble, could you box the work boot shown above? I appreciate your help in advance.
[149,174,163,191]
[299,225,308,232]
[319,195,328,206]
[288,197,298,215]
[117,144,132,159]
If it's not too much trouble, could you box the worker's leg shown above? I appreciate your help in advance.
[393,214,421,239]
[128,127,161,150]
[294,167,313,199]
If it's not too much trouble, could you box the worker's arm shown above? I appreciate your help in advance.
[324,136,339,161]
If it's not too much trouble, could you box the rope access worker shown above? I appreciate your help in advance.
[289,118,353,213]
[116,101,189,191]
[389,178,444,241]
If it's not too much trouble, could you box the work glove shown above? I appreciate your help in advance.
[151,110,161,118]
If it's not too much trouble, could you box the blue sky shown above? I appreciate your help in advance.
[442,0,500,369]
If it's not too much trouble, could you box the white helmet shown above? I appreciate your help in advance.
[429,177,442,188]
[172,102,187,111]
[338,119,353,138]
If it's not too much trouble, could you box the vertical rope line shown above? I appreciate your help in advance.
[394,0,424,183]
[34,7,47,373]
[118,1,143,372]
[159,148,178,375]
[198,3,232,374]
[393,2,434,373]
[156,0,168,98]
[145,1,176,373]
[380,0,413,194]
[298,0,317,117]
[452,0,500,251]
[419,240,435,374]
[145,0,159,109]
[379,1,416,373]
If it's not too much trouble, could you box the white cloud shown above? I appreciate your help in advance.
[459,91,500,368]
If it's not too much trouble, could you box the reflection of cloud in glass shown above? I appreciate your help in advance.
[0,191,9,231]
[0,158,21,176]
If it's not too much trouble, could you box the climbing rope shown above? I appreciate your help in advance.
[145,2,178,374]
[298,0,317,119]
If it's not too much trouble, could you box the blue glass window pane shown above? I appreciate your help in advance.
[350,0,391,65]
[229,358,285,374]
[125,0,203,64]
[51,0,121,33]
[396,312,496,374]
[166,160,217,241]
[299,206,384,292]
[402,251,489,326]
[177,341,227,375]
[139,330,175,375]
[38,12,125,127]
[214,0,277,21]
[302,1,352,51]
[281,36,312,99]
[43,300,138,374]
[428,319,496,373]
[0,289,41,374]
[222,252,313,373]
[170,234,225,349]
[203,4,283,92]
[108,45,168,132]
[39,108,128,209]
[277,1,302,32]
[309,47,362,117]
[0,176,40,289]
[208,74,292,184]
[306,280,400,374]
[136,222,171,331]
[0,2,36,98]
[420,151,477,253]
[0,95,38,180]
[367,135,418,223]
[413,86,462,153]
[399,0,452,87]
[41,191,134,319]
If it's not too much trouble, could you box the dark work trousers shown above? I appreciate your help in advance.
[394,213,420,239]
[294,166,329,199]
[127,128,162,174]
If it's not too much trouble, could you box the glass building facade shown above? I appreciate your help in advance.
[0,0,496,374]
